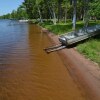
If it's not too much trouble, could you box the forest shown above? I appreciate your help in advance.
[0,0,100,22]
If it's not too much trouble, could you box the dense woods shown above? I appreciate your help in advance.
[0,0,100,29]
[0,0,99,20]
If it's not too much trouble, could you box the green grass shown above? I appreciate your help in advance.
[40,20,100,35]
[40,20,100,66]
[77,38,100,66]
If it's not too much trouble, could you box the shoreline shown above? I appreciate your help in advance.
[42,27,100,100]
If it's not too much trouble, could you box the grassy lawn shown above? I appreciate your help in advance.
[77,38,100,66]
[40,20,100,35]
[40,20,100,66]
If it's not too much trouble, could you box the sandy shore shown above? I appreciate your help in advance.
[42,28,100,100]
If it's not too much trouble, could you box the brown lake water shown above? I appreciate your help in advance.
[0,20,89,100]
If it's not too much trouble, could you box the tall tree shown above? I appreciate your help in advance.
[58,0,63,22]
[72,0,77,31]
[89,0,100,21]
[16,4,28,19]
[45,0,57,24]
[35,0,43,23]
[23,0,35,19]
[83,0,89,28]
[62,0,70,23]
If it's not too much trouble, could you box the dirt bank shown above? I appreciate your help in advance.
[42,28,100,100]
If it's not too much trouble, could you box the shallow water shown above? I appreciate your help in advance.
[0,20,89,100]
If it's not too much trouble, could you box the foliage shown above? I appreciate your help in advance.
[0,4,28,19]
[77,38,100,66]
[89,0,100,20]
[0,0,100,22]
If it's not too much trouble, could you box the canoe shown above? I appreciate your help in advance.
[59,24,100,46]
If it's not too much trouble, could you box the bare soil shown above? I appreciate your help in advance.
[42,28,100,100]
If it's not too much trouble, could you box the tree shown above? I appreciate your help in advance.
[35,0,43,23]
[89,0,100,21]
[11,10,17,19]
[58,0,63,22]
[83,0,89,28]
[23,0,35,19]
[16,4,28,19]
[72,0,77,30]
[62,0,71,23]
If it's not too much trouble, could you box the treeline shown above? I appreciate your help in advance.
[0,0,100,22]
[0,4,28,19]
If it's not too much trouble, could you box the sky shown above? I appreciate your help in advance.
[0,0,24,16]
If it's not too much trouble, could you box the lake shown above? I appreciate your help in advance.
[0,19,89,100]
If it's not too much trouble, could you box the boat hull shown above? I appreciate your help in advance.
[59,25,100,46]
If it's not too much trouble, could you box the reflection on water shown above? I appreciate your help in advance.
[0,20,89,100]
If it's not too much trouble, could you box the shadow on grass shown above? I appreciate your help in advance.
[93,34,100,40]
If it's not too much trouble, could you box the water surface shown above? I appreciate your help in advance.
[0,20,89,100]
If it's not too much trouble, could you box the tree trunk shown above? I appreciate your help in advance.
[72,0,77,31]
[46,1,53,20]
[52,9,57,25]
[46,0,56,25]
[51,3,57,25]
[64,7,67,23]
[58,0,62,23]
[83,0,89,28]
[37,6,43,23]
